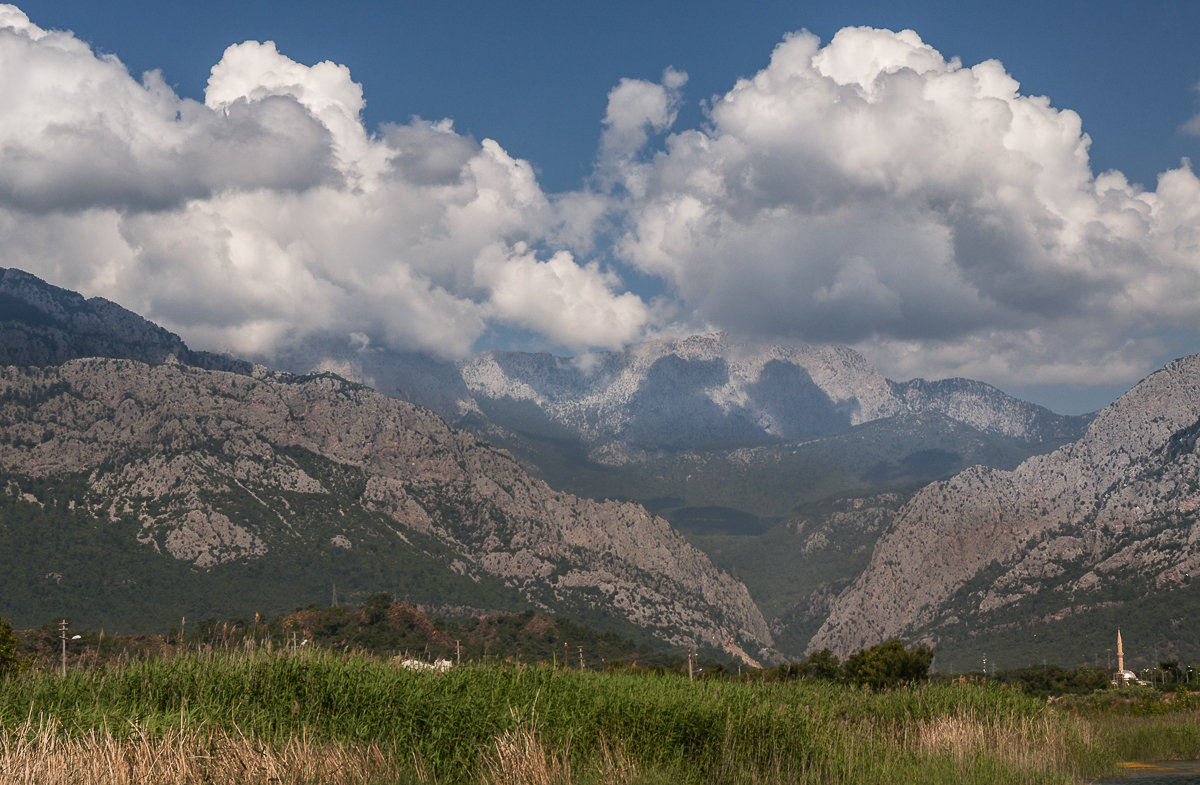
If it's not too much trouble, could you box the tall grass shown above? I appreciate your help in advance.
[1082,710,1200,763]
[0,714,401,785]
[0,648,1133,784]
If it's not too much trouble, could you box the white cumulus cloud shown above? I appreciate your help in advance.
[600,67,688,176]
[609,26,1200,389]
[5,5,1200,405]
[0,4,650,362]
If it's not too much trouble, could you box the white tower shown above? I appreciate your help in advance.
[1113,628,1136,685]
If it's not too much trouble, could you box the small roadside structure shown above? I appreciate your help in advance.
[398,657,453,673]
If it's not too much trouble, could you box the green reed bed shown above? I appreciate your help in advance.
[0,648,1118,784]
[1058,688,1200,765]
[1085,712,1200,765]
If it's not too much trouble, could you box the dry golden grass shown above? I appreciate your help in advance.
[587,735,643,785]
[913,709,1091,778]
[0,716,399,785]
[480,720,572,785]
[478,715,643,785]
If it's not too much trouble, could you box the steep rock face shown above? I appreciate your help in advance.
[0,268,250,373]
[0,358,772,660]
[812,355,1200,657]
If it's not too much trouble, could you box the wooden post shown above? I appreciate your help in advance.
[688,647,694,681]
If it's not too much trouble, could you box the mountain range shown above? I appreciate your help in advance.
[4,266,1200,670]
[330,331,1086,461]
[0,268,769,662]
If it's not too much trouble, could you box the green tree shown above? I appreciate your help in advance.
[1160,659,1181,687]
[843,640,933,690]
[364,592,393,625]
[798,648,843,681]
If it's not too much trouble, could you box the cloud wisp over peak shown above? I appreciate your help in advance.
[2,5,1199,411]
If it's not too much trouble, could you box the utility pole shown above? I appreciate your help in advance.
[688,647,694,681]
[59,619,68,677]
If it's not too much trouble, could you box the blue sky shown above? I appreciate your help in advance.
[18,1,1199,192]
[4,1,1200,413]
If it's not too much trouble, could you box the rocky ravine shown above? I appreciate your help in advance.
[812,354,1200,657]
[0,358,773,662]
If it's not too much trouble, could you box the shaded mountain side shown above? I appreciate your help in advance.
[0,469,528,635]
[812,354,1200,659]
[503,410,1067,532]
[692,491,908,658]
[0,358,773,663]
[921,573,1200,672]
[0,267,249,373]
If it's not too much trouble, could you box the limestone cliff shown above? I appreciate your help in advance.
[812,355,1200,658]
[0,358,772,661]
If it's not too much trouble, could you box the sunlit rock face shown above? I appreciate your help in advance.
[812,354,1200,658]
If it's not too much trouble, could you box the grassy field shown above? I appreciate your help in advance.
[4,646,1191,784]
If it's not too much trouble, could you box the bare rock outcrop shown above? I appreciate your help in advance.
[812,355,1200,657]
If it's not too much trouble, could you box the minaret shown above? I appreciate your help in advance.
[1117,629,1125,674]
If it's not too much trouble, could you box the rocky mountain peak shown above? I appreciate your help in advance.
[453,333,1085,463]
[0,355,774,661]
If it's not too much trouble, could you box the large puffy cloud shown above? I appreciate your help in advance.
[5,5,1200,403]
[0,14,336,211]
[477,243,650,347]
[609,27,1200,389]
[0,5,649,361]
